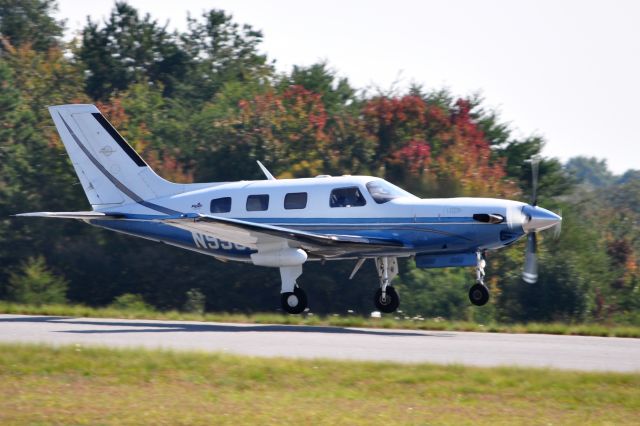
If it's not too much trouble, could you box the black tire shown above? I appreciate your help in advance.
[374,286,400,313]
[281,286,308,314]
[468,283,489,306]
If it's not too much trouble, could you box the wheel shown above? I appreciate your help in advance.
[468,283,489,306]
[374,286,400,313]
[281,286,308,314]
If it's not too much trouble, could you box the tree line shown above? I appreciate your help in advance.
[0,1,638,323]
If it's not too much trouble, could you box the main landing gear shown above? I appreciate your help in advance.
[374,257,400,313]
[281,286,307,314]
[277,255,404,315]
[469,252,490,306]
[279,265,308,314]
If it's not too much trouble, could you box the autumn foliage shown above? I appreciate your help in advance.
[362,95,517,197]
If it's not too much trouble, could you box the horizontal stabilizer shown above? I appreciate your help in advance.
[14,211,124,219]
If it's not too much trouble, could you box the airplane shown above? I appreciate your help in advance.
[16,104,562,314]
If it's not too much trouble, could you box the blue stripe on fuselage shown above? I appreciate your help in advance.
[89,216,525,259]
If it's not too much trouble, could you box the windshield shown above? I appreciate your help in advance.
[366,180,417,204]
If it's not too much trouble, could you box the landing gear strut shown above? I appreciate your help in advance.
[374,257,400,313]
[279,265,308,314]
[469,252,490,306]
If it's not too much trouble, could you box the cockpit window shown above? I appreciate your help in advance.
[330,187,367,208]
[366,180,416,204]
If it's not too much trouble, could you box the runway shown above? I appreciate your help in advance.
[1,314,639,372]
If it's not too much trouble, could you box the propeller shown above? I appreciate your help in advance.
[522,156,541,284]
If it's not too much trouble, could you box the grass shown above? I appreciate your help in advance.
[2,301,640,338]
[0,343,638,425]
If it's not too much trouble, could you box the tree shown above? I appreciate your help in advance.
[7,256,68,305]
[0,0,64,53]
[566,156,614,187]
[193,85,334,181]
[180,9,272,102]
[80,2,189,100]
[361,94,518,198]
[0,48,88,292]
[280,62,357,115]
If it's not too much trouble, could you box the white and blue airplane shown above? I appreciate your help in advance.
[17,104,561,314]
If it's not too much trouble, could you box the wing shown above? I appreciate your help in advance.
[161,214,405,257]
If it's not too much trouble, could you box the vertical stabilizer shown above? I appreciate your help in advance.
[49,104,182,213]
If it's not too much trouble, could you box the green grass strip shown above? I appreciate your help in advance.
[2,302,640,338]
[0,343,638,425]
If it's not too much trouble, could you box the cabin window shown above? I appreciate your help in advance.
[210,197,231,213]
[330,187,366,208]
[284,192,308,210]
[246,194,270,211]
[366,180,416,204]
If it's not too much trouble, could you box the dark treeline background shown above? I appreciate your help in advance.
[0,1,638,323]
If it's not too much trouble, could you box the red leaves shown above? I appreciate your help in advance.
[361,94,516,196]
[362,95,427,128]
[391,140,431,175]
[102,85,516,195]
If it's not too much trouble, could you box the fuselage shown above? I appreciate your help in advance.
[88,175,528,263]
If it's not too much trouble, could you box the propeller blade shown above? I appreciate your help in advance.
[529,157,540,207]
[522,232,538,283]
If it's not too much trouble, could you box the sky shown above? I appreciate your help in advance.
[55,0,640,174]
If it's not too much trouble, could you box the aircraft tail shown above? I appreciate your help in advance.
[49,104,184,214]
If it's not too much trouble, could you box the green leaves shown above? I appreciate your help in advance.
[8,256,68,305]
[79,4,271,102]
[0,0,63,53]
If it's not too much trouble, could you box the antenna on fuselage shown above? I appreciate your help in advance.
[257,161,276,180]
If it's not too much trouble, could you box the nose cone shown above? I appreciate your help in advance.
[522,205,562,232]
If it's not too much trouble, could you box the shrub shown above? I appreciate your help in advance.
[110,293,152,311]
[7,256,68,306]
[183,288,206,314]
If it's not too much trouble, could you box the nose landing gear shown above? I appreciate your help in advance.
[469,252,490,306]
[374,286,399,313]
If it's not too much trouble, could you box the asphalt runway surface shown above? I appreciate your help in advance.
[1,314,639,372]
